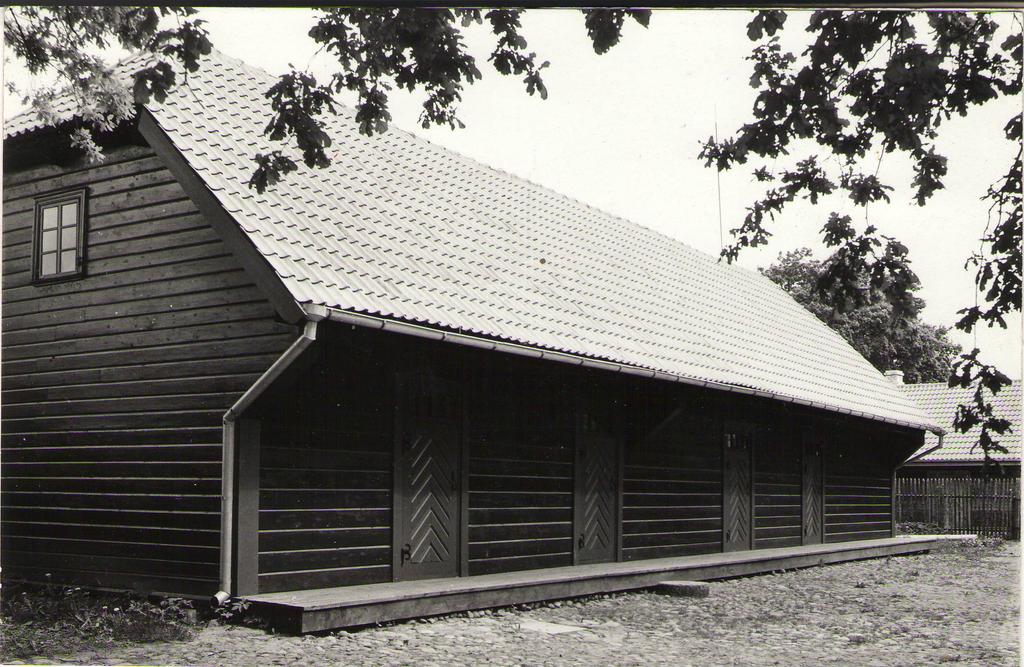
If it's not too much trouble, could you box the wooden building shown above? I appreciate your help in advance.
[897,378,1021,477]
[895,378,1020,539]
[2,51,941,610]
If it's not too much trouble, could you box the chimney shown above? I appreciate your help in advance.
[884,370,905,385]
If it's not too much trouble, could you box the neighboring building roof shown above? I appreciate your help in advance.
[902,381,1021,464]
[4,49,940,434]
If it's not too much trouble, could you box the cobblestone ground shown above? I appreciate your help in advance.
[22,540,1021,666]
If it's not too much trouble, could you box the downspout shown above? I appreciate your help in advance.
[213,319,319,605]
[901,432,945,467]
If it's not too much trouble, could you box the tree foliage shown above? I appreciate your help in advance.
[4,6,212,159]
[248,7,648,192]
[703,11,1021,463]
[3,6,649,191]
[763,248,961,384]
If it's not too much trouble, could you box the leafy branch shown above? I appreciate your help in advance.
[5,6,212,161]
[248,7,649,192]
[949,349,1014,471]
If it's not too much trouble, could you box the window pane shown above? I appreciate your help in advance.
[41,252,57,276]
[42,229,58,252]
[42,206,58,230]
[60,202,78,227]
[61,226,77,249]
[60,249,76,272]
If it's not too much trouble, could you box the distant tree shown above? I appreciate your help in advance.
[763,248,961,383]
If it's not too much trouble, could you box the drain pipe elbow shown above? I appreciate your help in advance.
[215,320,318,605]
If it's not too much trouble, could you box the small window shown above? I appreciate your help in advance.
[34,190,86,282]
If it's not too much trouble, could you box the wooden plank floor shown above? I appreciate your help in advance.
[246,536,939,633]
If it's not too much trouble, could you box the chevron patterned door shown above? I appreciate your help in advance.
[574,405,620,565]
[802,438,824,545]
[395,375,461,581]
[722,432,753,552]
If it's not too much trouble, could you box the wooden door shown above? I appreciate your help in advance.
[394,374,461,581]
[802,438,824,545]
[574,403,620,565]
[722,431,753,552]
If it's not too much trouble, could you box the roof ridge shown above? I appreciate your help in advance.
[919,379,1019,386]
[902,380,1021,391]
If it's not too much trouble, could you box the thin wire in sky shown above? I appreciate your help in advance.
[714,106,724,253]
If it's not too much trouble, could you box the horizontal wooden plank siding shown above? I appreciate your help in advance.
[256,343,393,593]
[466,373,575,576]
[622,389,723,561]
[1,142,298,596]
[824,430,893,543]
[243,325,918,593]
[754,420,802,549]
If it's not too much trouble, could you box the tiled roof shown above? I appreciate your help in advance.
[902,381,1021,464]
[4,50,940,433]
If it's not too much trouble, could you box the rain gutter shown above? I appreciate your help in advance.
[303,305,944,436]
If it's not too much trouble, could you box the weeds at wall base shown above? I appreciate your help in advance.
[0,576,200,661]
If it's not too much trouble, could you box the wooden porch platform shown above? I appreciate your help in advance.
[246,536,939,633]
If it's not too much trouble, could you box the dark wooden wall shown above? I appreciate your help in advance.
[824,427,896,543]
[1,139,298,595]
[466,370,575,576]
[252,333,584,586]
[753,417,803,549]
[255,339,392,594]
[622,386,722,561]
[246,326,924,593]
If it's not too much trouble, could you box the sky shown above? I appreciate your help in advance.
[4,8,1021,377]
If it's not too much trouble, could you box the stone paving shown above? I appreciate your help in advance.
[19,540,1021,666]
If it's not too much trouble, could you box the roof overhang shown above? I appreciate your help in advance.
[304,304,944,435]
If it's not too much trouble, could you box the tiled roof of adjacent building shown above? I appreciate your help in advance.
[4,49,941,433]
[902,381,1021,464]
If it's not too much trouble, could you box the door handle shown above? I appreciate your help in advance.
[578,533,585,550]
[401,543,412,563]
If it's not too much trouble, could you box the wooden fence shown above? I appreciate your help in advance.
[895,476,1020,539]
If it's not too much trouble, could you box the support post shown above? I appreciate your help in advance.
[891,468,897,538]
[459,369,471,577]
[234,417,261,596]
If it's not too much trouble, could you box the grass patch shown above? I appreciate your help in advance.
[0,578,199,662]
